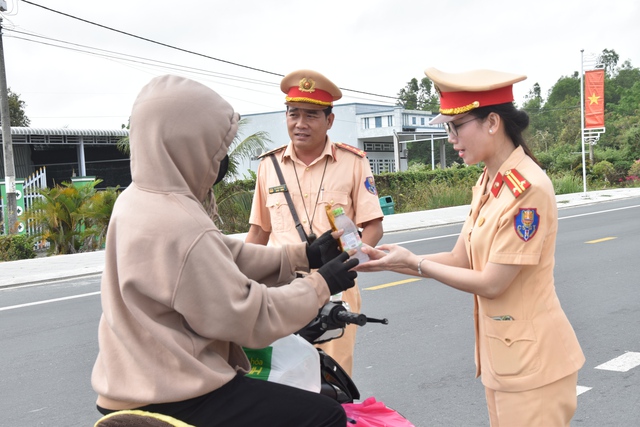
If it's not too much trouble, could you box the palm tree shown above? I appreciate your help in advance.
[210,118,271,232]
[224,118,272,181]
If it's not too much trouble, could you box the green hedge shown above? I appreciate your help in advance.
[0,234,37,262]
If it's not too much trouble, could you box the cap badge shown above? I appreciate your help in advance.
[299,78,316,93]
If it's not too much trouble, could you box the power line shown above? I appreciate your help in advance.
[20,0,397,100]
[6,30,397,109]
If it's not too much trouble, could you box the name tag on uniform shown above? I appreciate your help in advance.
[269,185,288,194]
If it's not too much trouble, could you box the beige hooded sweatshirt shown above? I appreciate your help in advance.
[91,75,330,410]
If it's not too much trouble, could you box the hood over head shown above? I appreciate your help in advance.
[129,75,239,201]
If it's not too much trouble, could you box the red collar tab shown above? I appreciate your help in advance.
[490,172,504,198]
[503,169,530,198]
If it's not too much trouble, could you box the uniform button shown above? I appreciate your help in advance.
[494,182,500,187]
[304,193,308,198]
[276,202,280,206]
[478,218,485,227]
[330,200,334,204]
[505,338,511,344]
[302,219,307,223]
[305,167,310,171]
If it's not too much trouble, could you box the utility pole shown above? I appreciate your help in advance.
[0,12,18,234]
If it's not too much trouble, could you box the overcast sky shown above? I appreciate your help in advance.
[2,0,639,130]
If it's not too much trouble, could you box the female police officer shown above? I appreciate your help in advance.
[356,68,585,426]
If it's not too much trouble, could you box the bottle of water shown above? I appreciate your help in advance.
[332,207,369,263]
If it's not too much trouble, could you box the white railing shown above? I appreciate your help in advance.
[1,167,49,249]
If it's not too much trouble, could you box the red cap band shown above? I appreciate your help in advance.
[440,85,514,115]
[286,87,334,106]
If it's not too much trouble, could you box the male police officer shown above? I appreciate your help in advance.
[246,69,384,375]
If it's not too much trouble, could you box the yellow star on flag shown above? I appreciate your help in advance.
[588,92,600,105]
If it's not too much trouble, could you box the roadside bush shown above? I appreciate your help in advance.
[551,173,583,195]
[0,234,37,261]
[592,161,616,183]
[24,180,120,255]
[374,165,482,213]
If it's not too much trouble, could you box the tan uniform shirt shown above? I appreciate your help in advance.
[249,137,383,246]
[461,146,585,392]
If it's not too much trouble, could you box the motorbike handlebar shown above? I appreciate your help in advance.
[334,310,367,326]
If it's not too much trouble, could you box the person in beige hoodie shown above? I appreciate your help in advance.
[91,75,358,427]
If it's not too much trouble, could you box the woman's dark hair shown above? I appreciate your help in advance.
[470,103,541,167]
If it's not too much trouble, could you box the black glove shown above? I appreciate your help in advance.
[317,252,359,295]
[306,229,343,269]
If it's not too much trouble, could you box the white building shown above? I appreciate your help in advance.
[235,103,449,178]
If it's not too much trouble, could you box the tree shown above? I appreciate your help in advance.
[208,118,272,232]
[396,77,439,112]
[599,48,619,77]
[7,88,30,127]
[225,118,271,181]
[24,180,117,254]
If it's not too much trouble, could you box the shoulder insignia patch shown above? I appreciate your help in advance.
[334,142,366,158]
[257,145,287,159]
[503,169,531,198]
[514,208,540,242]
[364,176,377,195]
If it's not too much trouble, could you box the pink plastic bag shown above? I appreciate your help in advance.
[342,397,414,427]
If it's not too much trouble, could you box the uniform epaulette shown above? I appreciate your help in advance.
[257,145,287,159]
[503,168,531,198]
[334,142,366,158]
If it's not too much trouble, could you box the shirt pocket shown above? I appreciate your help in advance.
[320,190,349,211]
[483,315,541,377]
[266,193,295,233]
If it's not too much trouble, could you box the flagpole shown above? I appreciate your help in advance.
[580,49,587,195]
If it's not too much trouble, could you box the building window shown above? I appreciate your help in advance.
[412,117,416,125]
[421,117,425,125]
[387,116,393,127]
[363,118,370,129]
[364,143,394,152]
[368,158,396,174]
[375,116,382,128]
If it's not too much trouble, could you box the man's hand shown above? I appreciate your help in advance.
[306,229,343,269]
[317,252,359,295]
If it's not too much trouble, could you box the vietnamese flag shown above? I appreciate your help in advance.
[584,69,605,128]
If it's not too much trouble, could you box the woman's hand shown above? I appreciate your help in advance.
[355,244,419,273]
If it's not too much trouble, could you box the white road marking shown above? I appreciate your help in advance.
[559,204,640,220]
[0,292,100,312]
[595,352,640,372]
[577,386,592,396]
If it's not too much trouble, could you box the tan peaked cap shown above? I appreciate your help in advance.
[425,68,526,124]
[281,69,342,110]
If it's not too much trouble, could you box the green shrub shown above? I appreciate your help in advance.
[552,173,584,195]
[592,160,616,183]
[0,234,37,261]
[23,180,120,255]
[375,166,481,213]
[628,159,640,177]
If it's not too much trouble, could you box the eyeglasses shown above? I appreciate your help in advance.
[443,117,480,137]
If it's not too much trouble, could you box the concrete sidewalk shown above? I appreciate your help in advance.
[2,188,639,288]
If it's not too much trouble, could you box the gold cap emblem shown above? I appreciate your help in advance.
[299,77,316,93]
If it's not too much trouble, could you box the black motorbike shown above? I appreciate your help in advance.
[296,301,389,404]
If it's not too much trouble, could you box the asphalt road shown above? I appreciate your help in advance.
[1,198,639,426]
